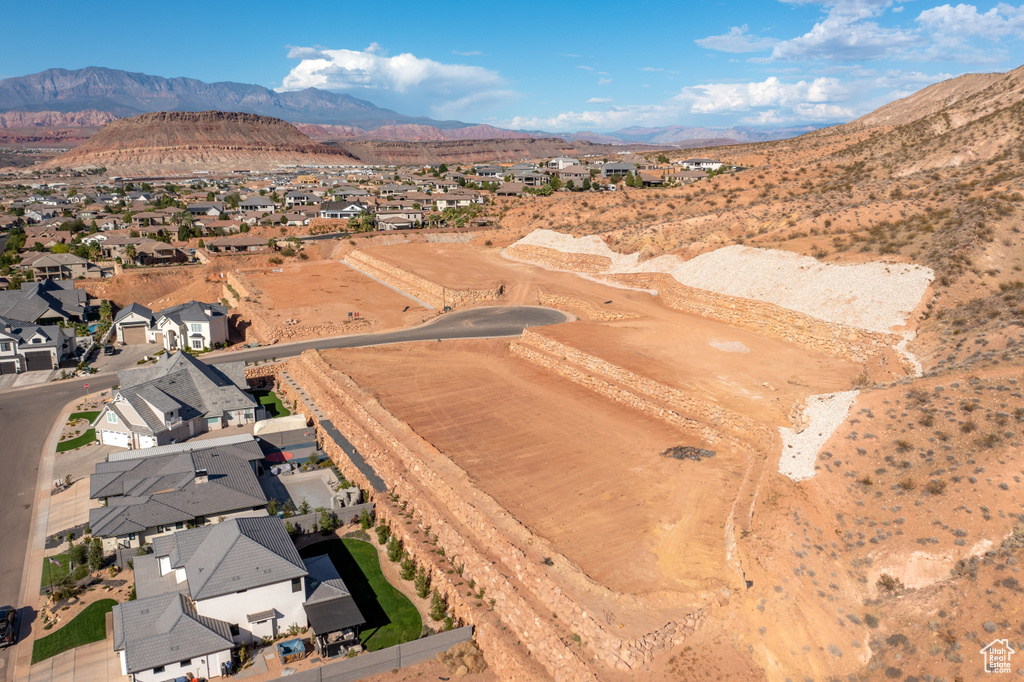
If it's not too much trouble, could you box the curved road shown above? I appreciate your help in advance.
[0,305,567,676]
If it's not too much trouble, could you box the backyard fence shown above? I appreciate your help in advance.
[277,627,474,682]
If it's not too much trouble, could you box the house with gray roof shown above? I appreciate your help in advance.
[238,195,276,213]
[0,315,76,374]
[88,434,267,551]
[0,279,90,324]
[112,300,228,351]
[303,553,365,658]
[112,592,235,681]
[93,350,258,449]
[137,516,309,645]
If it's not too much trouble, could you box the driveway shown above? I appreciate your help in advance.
[86,343,154,375]
[23,612,127,682]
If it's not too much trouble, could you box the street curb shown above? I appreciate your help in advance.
[10,390,108,682]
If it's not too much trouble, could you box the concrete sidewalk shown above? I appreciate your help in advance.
[9,390,118,682]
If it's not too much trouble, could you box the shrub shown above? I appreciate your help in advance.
[414,566,431,598]
[925,479,948,495]
[894,439,913,453]
[318,509,337,534]
[375,523,390,545]
[429,590,447,621]
[386,535,403,562]
[359,509,373,530]
[87,538,104,571]
[69,543,87,566]
[877,573,904,593]
[72,564,90,581]
[898,478,916,491]
[400,556,416,581]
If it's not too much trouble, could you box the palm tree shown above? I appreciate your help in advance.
[124,244,136,265]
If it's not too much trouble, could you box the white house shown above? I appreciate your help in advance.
[679,158,724,171]
[113,300,229,351]
[0,315,75,374]
[548,157,579,170]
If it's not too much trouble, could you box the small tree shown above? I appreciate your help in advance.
[375,523,390,545]
[386,535,403,562]
[657,154,669,164]
[318,508,337,534]
[88,537,104,571]
[69,541,88,567]
[429,590,446,621]
[400,555,416,581]
[267,498,280,516]
[359,508,373,530]
[414,565,431,598]
[298,498,311,515]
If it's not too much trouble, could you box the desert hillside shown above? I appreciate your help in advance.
[43,110,358,173]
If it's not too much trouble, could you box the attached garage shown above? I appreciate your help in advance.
[0,360,17,375]
[120,324,149,345]
[100,431,132,448]
[24,350,54,372]
[152,332,163,346]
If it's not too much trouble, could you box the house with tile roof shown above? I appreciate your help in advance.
[88,434,267,550]
[0,279,90,324]
[137,516,309,645]
[93,350,258,449]
[112,300,228,351]
[112,592,235,681]
[0,315,76,374]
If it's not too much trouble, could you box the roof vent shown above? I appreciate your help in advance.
[194,468,208,484]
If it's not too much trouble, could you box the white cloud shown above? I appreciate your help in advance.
[696,25,780,53]
[277,44,515,118]
[768,10,920,61]
[641,66,665,71]
[675,76,848,113]
[587,97,614,103]
[452,50,483,56]
[598,77,613,85]
[916,3,1024,37]
[576,65,594,71]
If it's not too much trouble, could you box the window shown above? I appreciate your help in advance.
[0,342,9,352]
[175,522,184,530]
[153,666,165,674]
[191,339,203,350]
[31,338,41,344]
[106,412,117,424]
[291,577,302,593]
[229,623,240,637]
[190,323,202,332]
[128,533,136,541]
[179,659,192,667]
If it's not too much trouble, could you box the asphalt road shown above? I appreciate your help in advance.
[0,305,566,677]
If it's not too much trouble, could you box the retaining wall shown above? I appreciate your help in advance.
[274,352,710,680]
[504,244,611,272]
[537,290,640,321]
[344,250,505,310]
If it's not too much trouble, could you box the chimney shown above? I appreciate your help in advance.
[194,468,208,484]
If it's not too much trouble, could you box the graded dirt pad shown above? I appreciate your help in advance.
[324,339,746,598]
[539,315,861,426]
[244,260,431,330]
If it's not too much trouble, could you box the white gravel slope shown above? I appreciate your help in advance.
[777,391,858,482]
[513,230,934,333]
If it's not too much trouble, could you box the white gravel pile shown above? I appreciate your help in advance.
[709,340,750,353]
[777,390,858,482]
[513,229,934,333]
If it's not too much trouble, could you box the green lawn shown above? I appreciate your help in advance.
[68,411,99,424]
[40,553,71,588]
[56,430,96,452]
[254,390,291,418]
[299,539,421,651]
[32,599,116,663]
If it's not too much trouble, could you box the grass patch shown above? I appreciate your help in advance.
[40,553,71,588]
[254,390,290,418]
[32,599,116,663]
[56,430,96,452]
[68,411,99,424]
[299,538,421,651]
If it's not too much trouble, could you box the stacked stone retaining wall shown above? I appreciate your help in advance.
[504,244,611,272]
[272,352,709,679]
[537,290,640,321]
[345,250,505,310]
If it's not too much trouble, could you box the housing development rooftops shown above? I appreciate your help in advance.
[112,593,234,674]
[0,279,88,322]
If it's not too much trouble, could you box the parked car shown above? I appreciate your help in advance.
[103,345,116,356]
[0,607,17,646]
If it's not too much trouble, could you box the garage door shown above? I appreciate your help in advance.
[100,431,131,448]
[152,332,163,346]
[24,350,53,372]
[0,360,16,375]
[121,324,148,345]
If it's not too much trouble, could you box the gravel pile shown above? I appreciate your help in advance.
[777,390,858,481]
[514,230,934,333]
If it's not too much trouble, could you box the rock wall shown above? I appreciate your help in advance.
[512,329,775,453]
[537,290,640,321]
[344,250,505,309]
[275,352,710,680]
[504,244,611,272]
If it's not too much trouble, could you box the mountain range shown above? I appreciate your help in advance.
[0,67,819,145]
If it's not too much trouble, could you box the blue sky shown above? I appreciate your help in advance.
[4,0,1024,131]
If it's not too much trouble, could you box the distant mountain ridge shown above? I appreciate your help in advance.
[0,67,469,129]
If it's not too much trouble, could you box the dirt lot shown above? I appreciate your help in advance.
[244,260,431,331]
[325,339,746,598]
[540,316,860,427]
